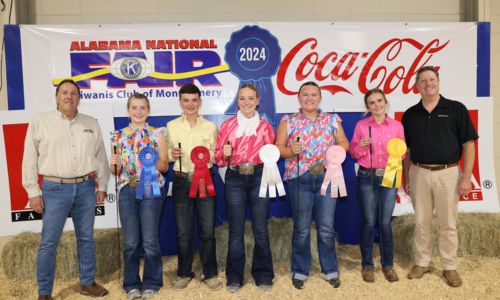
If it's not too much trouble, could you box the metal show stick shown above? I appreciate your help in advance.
[178,142,182,174]
[112,144,122,281]
[226,140,231,166]
[296,137,301,201]
[369,126,373,187]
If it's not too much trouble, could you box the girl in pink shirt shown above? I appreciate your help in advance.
[215,84,275,292]
[350,88,404,283]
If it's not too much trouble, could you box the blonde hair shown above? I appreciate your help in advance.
[238,84,259,99]
[126,93,150,111]
[363,88,388,115]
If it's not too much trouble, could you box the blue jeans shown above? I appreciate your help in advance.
[224,168,274,286]
[119,185,165,292]
[287,172,339,280]
[356,169,397,268]
[37,178,97,295]
[173,175,218,279]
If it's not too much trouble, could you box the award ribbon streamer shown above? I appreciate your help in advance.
[136,146,161,200]
[381,138,407,188]
[321,145,347,198]
[259,144,286,198]
[224,25,281,124]
[190,146,216,198]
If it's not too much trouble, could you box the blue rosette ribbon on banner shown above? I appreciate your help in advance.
[136,146,161,200]
[225,25,281,124]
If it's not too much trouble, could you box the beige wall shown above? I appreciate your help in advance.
[0,0,497,209]
[490,1,500,206]
[26,0,465,23]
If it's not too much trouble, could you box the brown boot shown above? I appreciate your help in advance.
[407,265,430,279]
[361,268,375,282]
[443,270,462,287]
[383,267,399,282]
[38,296,52,300]
[80,282,109,297]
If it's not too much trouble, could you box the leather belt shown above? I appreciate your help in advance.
[309,163,326,175]
[229,163,263,175]
[43,173,92,184]
[359,166,385,177]
[174,171,193,180]
[174,168,214,180]
[414,162,459,171]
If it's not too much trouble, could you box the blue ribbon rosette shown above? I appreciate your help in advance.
[136,146,161,200]
[225,25,281,124]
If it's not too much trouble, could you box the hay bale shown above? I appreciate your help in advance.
[215,218,321,268]
[393,212,500,261]
[1,232,39,280]
[94,229,121,278]
[2,229,121,281]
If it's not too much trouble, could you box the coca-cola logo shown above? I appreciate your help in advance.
[277,37,449,96]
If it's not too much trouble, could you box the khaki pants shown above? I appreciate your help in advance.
[409,164,460,270]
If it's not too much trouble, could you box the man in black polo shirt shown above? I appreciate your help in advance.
[402,66,478,287]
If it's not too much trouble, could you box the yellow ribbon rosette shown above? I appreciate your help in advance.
[381,138,407,188]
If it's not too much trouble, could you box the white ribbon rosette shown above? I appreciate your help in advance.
[259,144,286,198]
[321,145,347,198]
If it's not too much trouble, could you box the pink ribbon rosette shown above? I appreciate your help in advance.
[321,145,347,197]
[259,144,286,198]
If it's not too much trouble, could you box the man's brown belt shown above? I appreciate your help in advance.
[414,162,459,171]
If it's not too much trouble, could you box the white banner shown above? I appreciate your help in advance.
[0,22,496,237]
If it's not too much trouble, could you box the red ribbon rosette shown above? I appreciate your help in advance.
[189,146,216,198]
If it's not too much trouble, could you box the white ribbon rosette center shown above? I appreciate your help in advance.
[321,145,347,198]
[259,144,286,198]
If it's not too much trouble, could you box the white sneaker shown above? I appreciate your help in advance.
[127,289,141,300]
[226,284,241,293]
[141,289,157,299]
[257,284,272,292]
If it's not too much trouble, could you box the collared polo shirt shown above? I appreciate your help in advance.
[166,115,217,173]
[349,114,405,169]
[401,95,478,164]
[22,111,110,197]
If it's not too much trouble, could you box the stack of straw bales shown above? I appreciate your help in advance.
[2,229,121,280]
[215,218,320,268]
[392,212,500,261]
[3,213,498,281]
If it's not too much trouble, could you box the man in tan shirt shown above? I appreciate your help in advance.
[22,79,110,300]
[166,83,222,290]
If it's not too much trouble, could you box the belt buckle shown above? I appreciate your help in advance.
[309,163,325,174]
[76,174,89,183]
[129,176,139,188]
[375,168,385,177]
[239,163,254,175]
